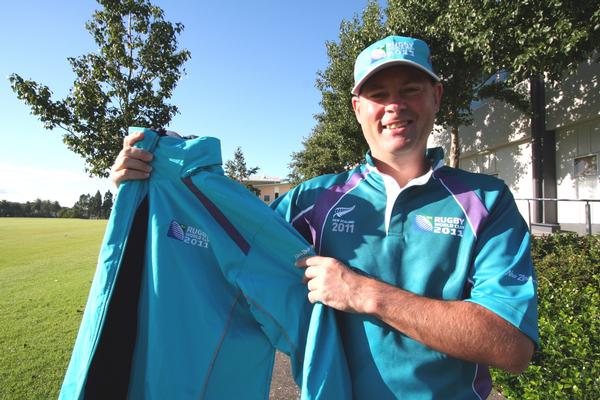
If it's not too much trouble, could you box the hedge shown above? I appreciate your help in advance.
[491,233,599,399]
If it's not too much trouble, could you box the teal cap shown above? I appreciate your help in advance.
[352,36,440,95]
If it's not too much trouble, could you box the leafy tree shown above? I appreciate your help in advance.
[102,190,114,218]
[386,0,529,168]
[445,0,600,218]
[89,190,103,219]
[73,194,91,219]
[9,0,191,177]
[289,0,530,179]
[224,147,260,195]
[446,0,600,85]
[289,1,385,182]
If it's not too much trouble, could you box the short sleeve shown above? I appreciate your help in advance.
[465,186,539,345]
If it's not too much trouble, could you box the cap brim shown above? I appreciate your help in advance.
[352,59,440,95]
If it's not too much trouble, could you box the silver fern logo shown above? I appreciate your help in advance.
[333,205,356,218]
[167,220,209,248]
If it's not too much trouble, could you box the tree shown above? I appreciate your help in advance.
[289,1,385,182]
[386,0,529,168]
[102,190,114,218]
[224,147,260,195]
[89,190,103,219]
[289,0,530,179]
[9,0,191,177]
[73,194,91,219]
[445,0,600,220]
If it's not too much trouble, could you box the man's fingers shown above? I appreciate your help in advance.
[113,168,150,182]
[296,256,325,268]
[124,131,145,147]
[124,146,154,162]
[123,157,153,173]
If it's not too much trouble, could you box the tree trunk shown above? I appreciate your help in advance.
[449,125,460,168]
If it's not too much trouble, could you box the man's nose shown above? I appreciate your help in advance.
[385,96,408,112]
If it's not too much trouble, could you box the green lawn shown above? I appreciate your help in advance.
[0,218,106,399]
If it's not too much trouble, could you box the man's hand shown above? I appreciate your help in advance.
[110,131,154,187]
[296,256,367,313]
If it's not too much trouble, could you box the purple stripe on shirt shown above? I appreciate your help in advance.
[291,209,315,244]
[434,170,489,237]
[310,171,368,253]
[182,176,250,255]
[473,364,493,399]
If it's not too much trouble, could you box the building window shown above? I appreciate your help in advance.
[263,194,270,202]
[274,192,279,199]
[574,155,598,178]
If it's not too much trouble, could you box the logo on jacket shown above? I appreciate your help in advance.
[331,204,356,234]
[414,215,464,237]
[168,220,209,248]
[333,205,355,218]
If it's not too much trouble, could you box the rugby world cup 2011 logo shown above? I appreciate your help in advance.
[414,215,434,232]
[167,220,209,248]
[167,220,186,241]
[414,214,465,237]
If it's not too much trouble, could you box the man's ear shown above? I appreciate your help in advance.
[351,96,362,123]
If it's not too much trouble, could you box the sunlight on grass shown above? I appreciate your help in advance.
[0,218,106,399]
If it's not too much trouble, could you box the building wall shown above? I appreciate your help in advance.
[255,183,292,204]
[429,59,600,232]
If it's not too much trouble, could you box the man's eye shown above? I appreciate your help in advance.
[401,86,423,96]
[368,91,387,99]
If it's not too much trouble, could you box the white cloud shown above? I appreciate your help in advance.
[0,162,113,207]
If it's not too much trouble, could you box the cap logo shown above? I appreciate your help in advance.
[386,41,415,58]
[370,47,387,62]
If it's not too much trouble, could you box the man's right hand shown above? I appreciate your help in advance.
[110,131,154,187]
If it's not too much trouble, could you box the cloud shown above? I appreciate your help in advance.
[0,162,112,207]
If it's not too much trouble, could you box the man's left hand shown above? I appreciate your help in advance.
[296,256,365,313]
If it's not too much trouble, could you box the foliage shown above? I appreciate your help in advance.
[224,147,260,195]
[491,233,600,399]
[446,0,600,84]
[291,0,599,178]
[288,1,385,182]
[9,0,190,177]
[0,190,113,219]
[290,0,530,178]
[0,199,62,218]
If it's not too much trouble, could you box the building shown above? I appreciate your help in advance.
[245,176,292,204]
[429,58,600,234]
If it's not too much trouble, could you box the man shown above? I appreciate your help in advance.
[112,36,538,399]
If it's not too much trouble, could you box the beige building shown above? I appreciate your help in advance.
[429,58,600,234]
[245,176,292,204]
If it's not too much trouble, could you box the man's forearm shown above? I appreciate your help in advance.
[353,274,535,373]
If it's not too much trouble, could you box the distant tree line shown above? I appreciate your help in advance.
[0,190,113,219]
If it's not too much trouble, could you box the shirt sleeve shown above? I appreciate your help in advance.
[465,185,539,345]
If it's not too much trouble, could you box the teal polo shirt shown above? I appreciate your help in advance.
[271,148,538,400]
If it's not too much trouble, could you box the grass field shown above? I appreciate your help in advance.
[0,218,107,399]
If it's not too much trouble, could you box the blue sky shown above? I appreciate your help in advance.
[0,0,381,206]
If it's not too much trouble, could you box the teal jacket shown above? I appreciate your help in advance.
[60,128,350,399]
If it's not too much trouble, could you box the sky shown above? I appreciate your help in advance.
[0,0,382,207]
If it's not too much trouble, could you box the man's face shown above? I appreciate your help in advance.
[352,66,443,163]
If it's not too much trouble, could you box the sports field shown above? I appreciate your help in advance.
[0,218,106,399]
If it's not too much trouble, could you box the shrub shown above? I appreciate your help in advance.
[491,233,599,399]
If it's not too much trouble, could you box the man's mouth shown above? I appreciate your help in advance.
[383,121,411,130]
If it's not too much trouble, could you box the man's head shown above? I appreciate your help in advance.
[351,36,443,167]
